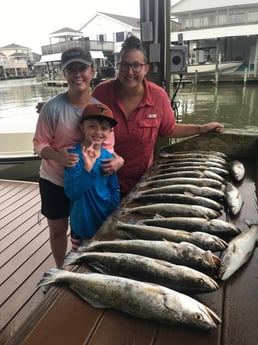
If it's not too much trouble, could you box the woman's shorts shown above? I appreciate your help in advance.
[39,178,70,220]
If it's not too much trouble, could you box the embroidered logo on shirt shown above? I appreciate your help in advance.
[148,114,157,118]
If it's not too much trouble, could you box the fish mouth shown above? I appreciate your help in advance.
[198,304,222,328]
[206,276,219,290]
[204,251,221,268]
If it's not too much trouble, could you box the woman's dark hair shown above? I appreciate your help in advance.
[119,34,148,63]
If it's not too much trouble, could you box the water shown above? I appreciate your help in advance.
[1,78,258,134]
[172,84,258,131]
[0,78,63,133]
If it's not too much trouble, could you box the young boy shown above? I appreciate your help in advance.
[64,103,120,251]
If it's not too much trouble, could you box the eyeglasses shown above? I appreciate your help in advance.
[117,62,146,73]
[65,64,90,73]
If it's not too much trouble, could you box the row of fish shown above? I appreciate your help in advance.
[38,149,256,330]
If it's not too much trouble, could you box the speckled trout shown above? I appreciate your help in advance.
[141,217,240,237]
[121,203,220,219]
[38,268,221,329]
[228,159,245,181]
[113,221,228,251]
[224,182,243,216]
[78,239,220,272]
[138,177,222,189]
[64,251,219,294]
[146,170,225,182]
[139,184,225,200]
[156,165,229,177]
[130,192,224,212]
[159,150,227,160]
[219,225,258,280]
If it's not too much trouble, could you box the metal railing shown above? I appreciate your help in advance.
[41,39,114,55]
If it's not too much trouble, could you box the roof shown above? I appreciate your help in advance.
[171,0,258,14]
[99,12,140,27]
[49,27,83,35]
[0,43,29,50]
[79,11,140,31]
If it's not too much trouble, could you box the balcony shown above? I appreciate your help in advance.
[41,39,114,56]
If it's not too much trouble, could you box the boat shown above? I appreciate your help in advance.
[2,129,258,345]
[187,61,243,74]
[0,132,40,181]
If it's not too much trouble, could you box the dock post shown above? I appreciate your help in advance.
[214,70,219,86]
[194,70,198,86]
[244,67,248,85]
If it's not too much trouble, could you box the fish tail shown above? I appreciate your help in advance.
[37,267,65,291]
[63,251,79,266]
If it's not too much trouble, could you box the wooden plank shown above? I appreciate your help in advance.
[0,180,55,345]
[2,132,258,345]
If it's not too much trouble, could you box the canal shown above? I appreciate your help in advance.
[1,78,258,134]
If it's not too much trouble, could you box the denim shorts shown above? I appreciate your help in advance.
[39,178,70,220]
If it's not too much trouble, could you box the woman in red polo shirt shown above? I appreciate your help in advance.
[92,35,224,197]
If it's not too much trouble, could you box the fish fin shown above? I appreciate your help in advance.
[37,267,63,293]
[88,262,110,275]
[77,240,93,252]
[63,251,80,267]
[127,217,140,224]
[184,191,194,197]
[232,243,237,253]
[244,219,258,227]
[153,213,165,219]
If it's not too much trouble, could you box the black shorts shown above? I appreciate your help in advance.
[39,178,70,220]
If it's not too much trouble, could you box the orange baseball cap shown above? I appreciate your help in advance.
[80,103,117,127]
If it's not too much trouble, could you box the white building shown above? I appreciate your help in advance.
[79,12,140,62]
[171,0,258,73]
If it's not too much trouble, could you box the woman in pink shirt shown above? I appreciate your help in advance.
[33,47,123,267]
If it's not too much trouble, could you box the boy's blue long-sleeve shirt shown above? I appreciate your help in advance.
[64,143,120,238]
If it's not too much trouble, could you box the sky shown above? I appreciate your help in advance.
[1,0,140,54]
[1,0,179,54]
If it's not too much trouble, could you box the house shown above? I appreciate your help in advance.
[0,43,39,79]
[38,12,140,81]
[79,12,140,60]
[171,0,258,73]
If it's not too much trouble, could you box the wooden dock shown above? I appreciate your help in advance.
[0,180,55,344]
[1,132,258,345]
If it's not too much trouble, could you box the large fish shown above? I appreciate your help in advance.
[120,203,220,219]
[159,150,227,159]
[146,169,225,182]
[38,268,221,329]
[141,217,241,237]
[64,251,219,294]
[156,165,229,177]
[228,159,245,181]
[138,177,222,189]
[114,221,228,251]
[139,184,225,200]
[219,225,258,280]
[159,157,227,167]
[130,192,224,212]
[78,239,220,272]
[223,182,243,216]
[157,160,226,169]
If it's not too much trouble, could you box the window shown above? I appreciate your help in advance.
[97,34,105,43]
[116,32,125,42]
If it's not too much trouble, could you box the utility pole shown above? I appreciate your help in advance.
[139,0,172,156]
[139,0,171,96]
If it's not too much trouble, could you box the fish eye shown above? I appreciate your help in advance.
[195,313,204,321]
